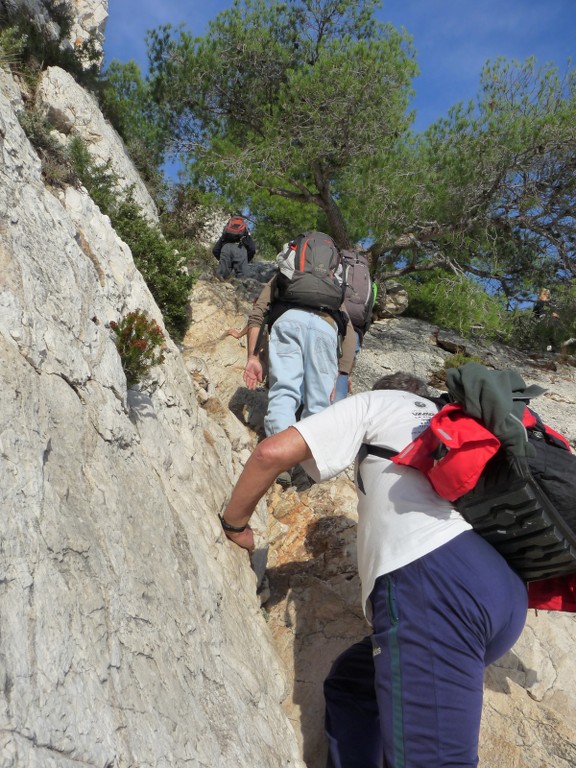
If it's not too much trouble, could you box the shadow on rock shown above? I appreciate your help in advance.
[484,649,538,695]
[263,515,366,768]
[228,385,267,438]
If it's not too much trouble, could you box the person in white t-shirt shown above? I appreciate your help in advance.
[219,372,528,768]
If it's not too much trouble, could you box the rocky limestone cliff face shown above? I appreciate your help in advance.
[0,65,305,766]
[185,279,576,768]
[36,66,159,224]
[0,0,108,59]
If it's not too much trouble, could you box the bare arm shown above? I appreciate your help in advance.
[226,324,248,339]
[221,427,313,550]
[243,325,264,389]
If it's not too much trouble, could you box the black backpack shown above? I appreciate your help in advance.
[341,249,374,332]
[364,363,576,582]
[275,232,345,312]
[455,412,576,581]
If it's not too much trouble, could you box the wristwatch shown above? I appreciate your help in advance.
[218,513,248,533]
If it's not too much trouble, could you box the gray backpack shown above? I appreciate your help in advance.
[275,231,345,311]
[341,249,373,332]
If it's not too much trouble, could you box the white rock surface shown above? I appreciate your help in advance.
[0,0,108,58]
[0,66,305,767]
[37,66,159,223]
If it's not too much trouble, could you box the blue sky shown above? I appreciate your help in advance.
[103,0,575,132]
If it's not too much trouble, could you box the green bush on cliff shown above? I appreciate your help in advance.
[68,136,195,342]
[112,197,194,341]
[0,5,101,86]
[110,309,166,389]
[400,271,508,342]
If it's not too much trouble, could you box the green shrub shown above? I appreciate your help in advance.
[504,297,576,353]
[18,108,77,186]
[0,6,100,86]
[111,198,194,341]
[432,352,485,385]
[68,138,195,341]
[18,107,58,150]
[401,271,507,341]
[0,25,27,69]
[68,136,118,210]
[110,309,165,389]
[443,352,484,369]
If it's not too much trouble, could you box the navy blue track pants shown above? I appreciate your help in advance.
[324,531,528,768]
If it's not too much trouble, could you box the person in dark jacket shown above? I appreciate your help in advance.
[212,220,256,279]
[532,288,560,351]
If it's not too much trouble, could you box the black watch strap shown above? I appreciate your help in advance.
[219,513,248,533]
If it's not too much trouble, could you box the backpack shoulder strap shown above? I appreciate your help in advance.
[357,395,448,494]
[360,395,449,462]
[361,445,398,461]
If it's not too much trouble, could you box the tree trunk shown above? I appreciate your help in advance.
[321,195,353,250]
[313,162,352,249]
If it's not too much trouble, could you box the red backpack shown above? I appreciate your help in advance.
[361,363,576,606]
[387,404,576,611]
[223,217,248,240]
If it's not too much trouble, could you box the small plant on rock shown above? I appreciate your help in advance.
[0,25,27,70]
[110,309,166,389]
[430,352,485,388]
